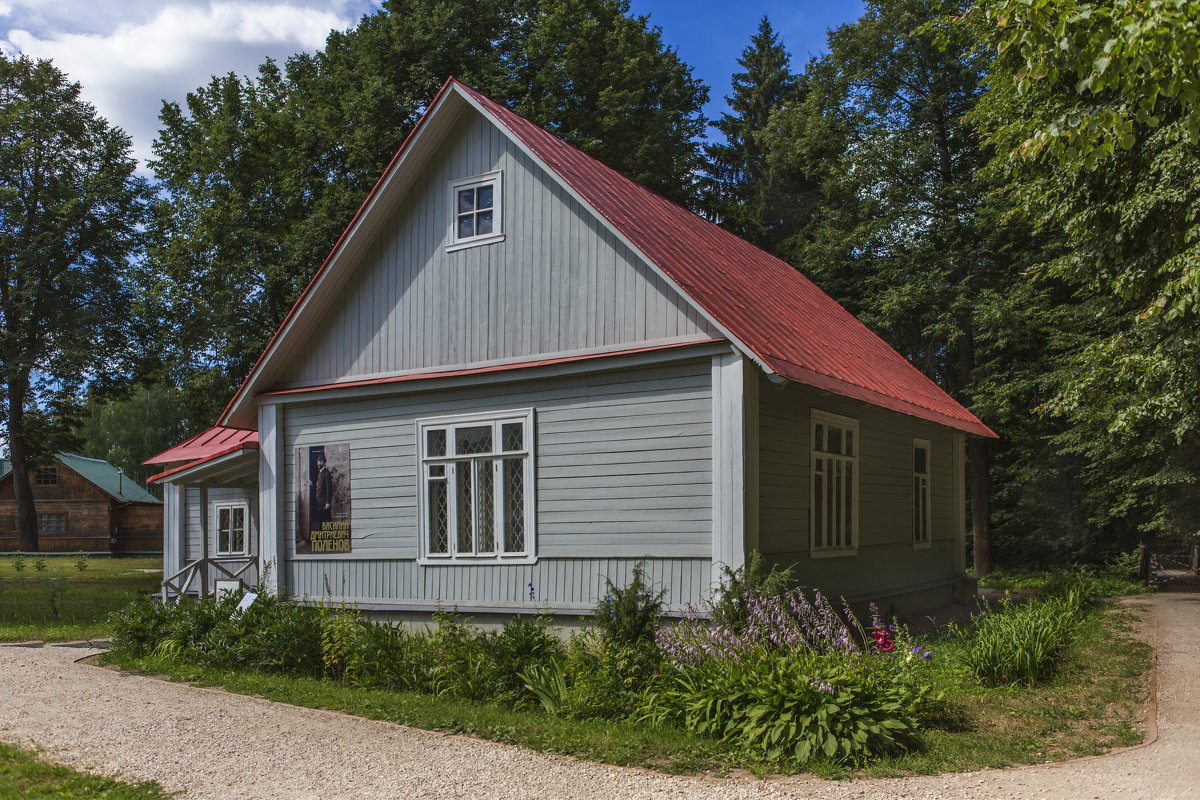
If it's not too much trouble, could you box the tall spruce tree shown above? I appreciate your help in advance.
[765,0,1052,574]
[0,53,147,550]
[701,17,805,250]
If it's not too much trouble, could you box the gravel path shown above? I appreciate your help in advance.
[1,593,1196,800]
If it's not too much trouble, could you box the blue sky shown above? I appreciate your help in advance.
[0,0,864,166]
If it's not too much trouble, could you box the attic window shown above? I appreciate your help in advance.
[34,467,57,486]
[447,171,504,251]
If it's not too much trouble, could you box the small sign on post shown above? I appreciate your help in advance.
[232,592,259,618]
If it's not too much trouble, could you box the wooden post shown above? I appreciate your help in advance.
[712,350,747,587]
[258,403,284,596]
[198,484,209,599]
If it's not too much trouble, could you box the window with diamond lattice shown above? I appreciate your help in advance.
[419,409,534,560]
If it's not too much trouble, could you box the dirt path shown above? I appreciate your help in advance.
[1,593,1196,800]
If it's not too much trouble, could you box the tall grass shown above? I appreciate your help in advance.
[959,586,1085,686]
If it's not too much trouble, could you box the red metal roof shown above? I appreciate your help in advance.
[143,426,259,466]
[456,82,994,437]
[215,78,992,438]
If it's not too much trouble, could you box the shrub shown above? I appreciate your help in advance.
[711,551,792,632]
[594,561,665,649]
[519,628,657,719]
[480,614,565,706]
[642,648,929,765]
[959,589,1084,686]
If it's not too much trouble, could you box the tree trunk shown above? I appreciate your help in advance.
[969,436,992,577]
[6,387,39,552]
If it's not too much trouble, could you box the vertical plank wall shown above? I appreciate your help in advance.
[756,373,961,600]
[281,358,715,610]
[280,110,720,390]
[182,487,259,562]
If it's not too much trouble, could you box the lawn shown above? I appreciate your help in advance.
[0,742,170,800]
[103,600,1151,779]
[0,555,161,642]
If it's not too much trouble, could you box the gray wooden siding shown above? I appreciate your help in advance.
[280,358,713,607]
[756,374,960,598]
[182,486,259,561]
[286,556,710,610]
[280,111,718,390]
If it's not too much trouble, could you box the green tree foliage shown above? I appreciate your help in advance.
[146,0,707,424]
[74,384,192,491]
[0,52,147,550]
[699,17,810,250]
[764,0,1005,572]
[965,0,1200,540]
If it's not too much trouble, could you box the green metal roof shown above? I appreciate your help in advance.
[0,453,160,504]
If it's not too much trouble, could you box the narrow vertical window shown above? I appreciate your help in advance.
[447,172,504,250]
[913,439,932,547]
[810,410,858,556]
[419,409,534,561]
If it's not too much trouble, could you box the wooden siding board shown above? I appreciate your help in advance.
[281,360,713,577]
[287,556,708,609]
[279,111,719,390]
[756,373,964,598]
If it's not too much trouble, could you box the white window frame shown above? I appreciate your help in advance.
[417,408,536,565]
[212,500,250,556]
[446,170,504,252]
[913,438,932,549]
[810,409,859,558]
[34,467,58,486]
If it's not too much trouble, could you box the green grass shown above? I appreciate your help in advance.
[0,741,171,799]
[103,602,1151,779]
[841,603,1151,779]
[0,556,160,642]
[979,568,1149,598]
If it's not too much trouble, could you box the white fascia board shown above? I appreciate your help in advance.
[156,449,258,486]
[452,87,778,383]
[257,339,732,407]
[222,91,469,428]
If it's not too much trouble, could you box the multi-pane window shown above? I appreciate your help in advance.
[34,467,57,486]
[913,439,932,547]
[214,502,248,555]
[37,513,66,534]
[448,172,503,249]
[419,409,534,560]
[811,410,858,554]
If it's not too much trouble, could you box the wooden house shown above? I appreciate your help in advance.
[0,453,162,554]
[145,79,995,617]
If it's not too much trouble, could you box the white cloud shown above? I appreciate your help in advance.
[2,2,378,168]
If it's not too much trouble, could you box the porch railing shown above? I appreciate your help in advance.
[161,556,259,602]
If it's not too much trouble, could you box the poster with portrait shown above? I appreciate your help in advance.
[294,443,351,554]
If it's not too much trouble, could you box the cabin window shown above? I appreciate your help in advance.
[34,467,57,485]
[37,513,66,534]
[418,409,534,562]
[810,410,858,557]
[447,171,504,251]
[213,501,249,555]
[913,439,932,548]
